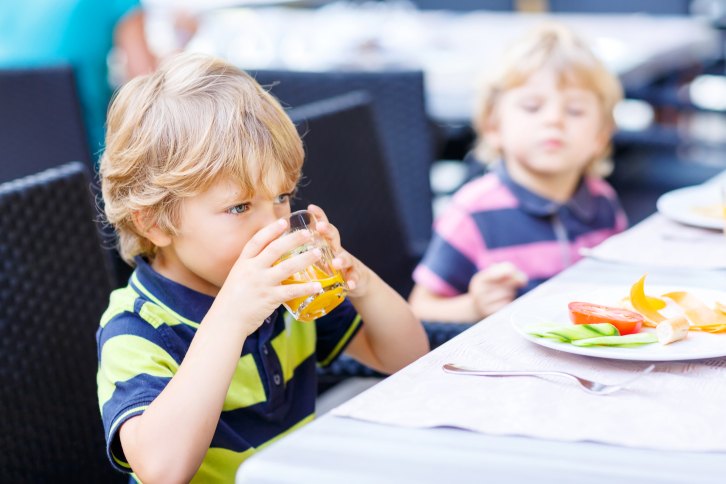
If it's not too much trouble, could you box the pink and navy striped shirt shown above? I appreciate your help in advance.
[413,162,628,297]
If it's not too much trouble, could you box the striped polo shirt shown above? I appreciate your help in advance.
[414,162,627,297]
[96,256,362,483]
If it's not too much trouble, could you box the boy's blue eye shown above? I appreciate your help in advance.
[274,194,290,204]
[228,204,248,214]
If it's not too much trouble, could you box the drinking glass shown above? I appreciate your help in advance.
[276,210,348,322]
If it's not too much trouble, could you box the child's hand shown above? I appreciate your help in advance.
[308,204,370,298]
[213,218,325,337]
[469,262,528,318]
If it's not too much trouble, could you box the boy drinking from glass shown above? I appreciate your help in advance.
[96,53,429,484]
[409,24,628,323]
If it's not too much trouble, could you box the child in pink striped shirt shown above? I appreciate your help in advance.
[409,23,627,323]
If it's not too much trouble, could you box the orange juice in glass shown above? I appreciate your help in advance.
[277,210,348,322]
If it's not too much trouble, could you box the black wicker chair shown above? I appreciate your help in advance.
[251,69,434,261]
[0,66,92,184]
[0,163,123,483]
[286,92,473,382]
[288,91,415,298]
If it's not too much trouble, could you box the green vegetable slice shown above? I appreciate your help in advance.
[523,323,619,342]
[522,322,569,338]
[570,333,658,347]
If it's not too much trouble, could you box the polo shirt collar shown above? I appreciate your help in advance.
[130,255,215,325]
[494,161,597,223]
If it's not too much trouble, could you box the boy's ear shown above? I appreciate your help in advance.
[132,211,172,248]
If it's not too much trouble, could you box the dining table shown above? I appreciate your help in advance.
[236,174,726,484]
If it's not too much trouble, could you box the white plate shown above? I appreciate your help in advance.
[511,285,726,361]
[656,184,723,230]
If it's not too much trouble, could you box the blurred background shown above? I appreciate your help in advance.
[135,0,726,226]
[4,0,726,252]
[4,3,726,479]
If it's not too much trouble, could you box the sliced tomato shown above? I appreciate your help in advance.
[568,302,643,335]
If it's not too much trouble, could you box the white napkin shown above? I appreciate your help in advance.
[580,215,726,269]
[331,282,726,452]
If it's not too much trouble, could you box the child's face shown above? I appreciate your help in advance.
[486,68,609,178]
[158,176,296,295]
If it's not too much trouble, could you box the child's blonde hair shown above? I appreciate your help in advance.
[473,23,623,176]
[100,53,304,265]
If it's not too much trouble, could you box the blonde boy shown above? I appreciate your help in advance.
[96,53,428,484]
[409,24,627,323]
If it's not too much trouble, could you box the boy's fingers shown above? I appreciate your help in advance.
[257,229,312,266]
[309,205,344,253]
[242,218,289,259]
[344,268,359,290]
[480,262,525,283]
[270,248,322,281]
[308,204,329,224]
[275,282,323,304]
[483,262,516,278]
[486,274,526,289]
[331,252,354,271]
[475,286,515,304]
[316,221,342,253]
[512,271,528,287]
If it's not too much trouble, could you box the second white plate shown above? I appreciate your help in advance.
[656,184,723,230]
[511,285,726,361]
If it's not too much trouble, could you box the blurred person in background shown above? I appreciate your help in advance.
[0,0,156,164]
[409,24,628,323]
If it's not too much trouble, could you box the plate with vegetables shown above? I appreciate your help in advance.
[511,274,726,361]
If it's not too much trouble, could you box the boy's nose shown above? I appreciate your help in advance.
[542,103,565,125]
[259,205,281,228]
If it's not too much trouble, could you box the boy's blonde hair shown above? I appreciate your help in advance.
[472,23,623,176]
[100,53,304,265]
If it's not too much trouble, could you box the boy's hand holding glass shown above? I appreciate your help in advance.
[215,218,325,336]
[275,208,356,322]
[307,204,370,297]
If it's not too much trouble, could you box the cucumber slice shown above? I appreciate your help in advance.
[571,333,658,347]
[522,322,570,338]
[523,323,619,342]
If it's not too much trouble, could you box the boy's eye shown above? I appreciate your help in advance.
[274,188,297,204]
[521,102,540,112]
[228,204,249,214]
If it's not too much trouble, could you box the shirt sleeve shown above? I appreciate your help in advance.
[315,298,363,368]
[96,311,179,472]
[412,202,482,297]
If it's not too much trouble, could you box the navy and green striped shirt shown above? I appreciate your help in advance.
[96,256,362,483]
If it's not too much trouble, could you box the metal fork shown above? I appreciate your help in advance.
[442,363,655,395]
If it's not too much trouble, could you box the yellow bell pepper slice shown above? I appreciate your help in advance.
[629,274,666,324]
[715,301,726,316]
[663,291,726,328]
[620,296,666,310]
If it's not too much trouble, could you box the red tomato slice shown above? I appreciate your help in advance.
[568,302,643,335]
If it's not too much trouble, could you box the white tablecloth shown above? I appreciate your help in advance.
[332,281,726,452]
[580,214,726,269]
